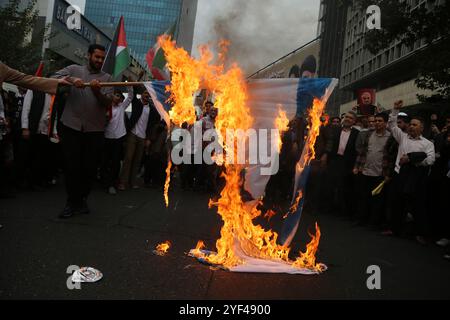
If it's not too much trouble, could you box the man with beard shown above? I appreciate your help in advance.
[53,44,113,218]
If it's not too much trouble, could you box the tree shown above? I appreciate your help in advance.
[0,0,42,74]
[355,0,450,103]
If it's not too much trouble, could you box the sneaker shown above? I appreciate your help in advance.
[132,185,140,190]
[108,186,117,195]
[117,183,126,191]
[444,253,450,260]
[436,238,449,247]
[58,205,76,219]
[381,229,394,236]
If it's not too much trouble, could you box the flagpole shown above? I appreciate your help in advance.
[82,81,148,87]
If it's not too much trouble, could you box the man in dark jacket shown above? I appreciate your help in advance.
[320,111,359,217]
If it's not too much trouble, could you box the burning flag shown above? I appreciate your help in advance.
[146,22,177,80]
[147,36,337,274]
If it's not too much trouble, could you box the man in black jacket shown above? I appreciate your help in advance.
[118,87,160,189]
[320,111,359,217]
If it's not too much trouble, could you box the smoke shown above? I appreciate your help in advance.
[192,0,319,76]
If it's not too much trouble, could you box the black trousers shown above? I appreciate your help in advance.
[355,174,385,225]
[29,134,53,186]
[100,137,124,188]
[388,171,429,236]
[60,125,104,206]
[324,156,355,217]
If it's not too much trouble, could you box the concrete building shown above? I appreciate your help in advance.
[316,0,349,116]
[338,0,443,115]
[176,0,198,55]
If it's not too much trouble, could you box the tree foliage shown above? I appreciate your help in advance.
[0,0,42,74]
[355,0,450,102]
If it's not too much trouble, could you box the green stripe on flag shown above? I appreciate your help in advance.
[114,47,131,78]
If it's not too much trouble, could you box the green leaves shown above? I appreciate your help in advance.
[0,0,41,74]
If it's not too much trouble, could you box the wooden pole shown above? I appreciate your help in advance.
[82,81,146,87]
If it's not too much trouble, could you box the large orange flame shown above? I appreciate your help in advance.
[160,37,326,272]
[293,223,326,271]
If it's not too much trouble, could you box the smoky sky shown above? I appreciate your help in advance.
[192,0,320,76]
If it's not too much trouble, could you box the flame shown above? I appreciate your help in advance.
[293,223,326,271]
[191,240,206,256]
[164,160,172,207]
[155,241,171,255]
[264,209,277,221]
[275,104,289,153]
[158,35,201,126]
[283,191,303,219]
[160,38,326,272]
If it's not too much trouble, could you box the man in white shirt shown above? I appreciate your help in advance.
[384,100,435,244]
[118,88,159,189]
[101,86,133,194]
[21,89,53,188]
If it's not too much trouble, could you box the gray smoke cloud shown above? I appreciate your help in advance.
[192,0,320,76]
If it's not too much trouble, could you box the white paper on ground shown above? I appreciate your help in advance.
[71,267,103,283]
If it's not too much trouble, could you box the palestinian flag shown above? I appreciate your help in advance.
[102,16,131,79]
[35,61,44,76]
[146,22,176,80]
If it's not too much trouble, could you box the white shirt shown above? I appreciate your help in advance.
[105,89,133,139]
[388,109,435,173]
[337,129,351,156]
[21,90,52,135]
[131,103,150,139]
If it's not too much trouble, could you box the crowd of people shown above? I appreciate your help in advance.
[1,46,449,260]
[267,103,450,260]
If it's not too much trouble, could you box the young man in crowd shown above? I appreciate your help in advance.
[101,84,133,195]
[118,88,159,190]
[21,88,54,189]
[353,113,391,227]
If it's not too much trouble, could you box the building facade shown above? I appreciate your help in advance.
[1,0,147,81]
[85,0,197,64]
[317,0,349,116]
[338,0,443,114]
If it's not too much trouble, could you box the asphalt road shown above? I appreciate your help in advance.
[1,182,449,300]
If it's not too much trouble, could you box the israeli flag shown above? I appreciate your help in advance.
[243,77,338,247]
[144,81,171,127]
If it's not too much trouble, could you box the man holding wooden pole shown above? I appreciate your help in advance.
[53,44,113,218]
